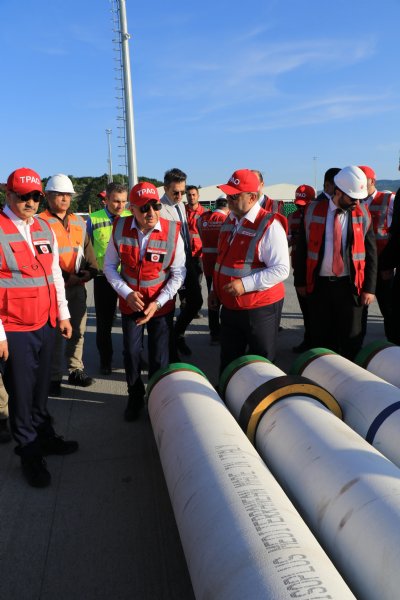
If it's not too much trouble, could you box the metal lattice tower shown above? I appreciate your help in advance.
[109,0,138,187]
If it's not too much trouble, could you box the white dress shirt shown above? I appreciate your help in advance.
[104,217,186,308]
[319,199,350,277]
[0,205,70,341]
[228,202,290,292]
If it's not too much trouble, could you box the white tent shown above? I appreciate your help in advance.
[157,183,298,204]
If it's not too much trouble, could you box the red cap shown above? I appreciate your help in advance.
[217,169,260,196]
[97,190,106,199]
[129,182,160,207]
[358,165,376,180]
[7,168,43,195]
[295,184,315,205]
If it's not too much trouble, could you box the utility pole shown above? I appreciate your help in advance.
[106,128,113,183]
[118,0,138,189]
[313,156,318,192]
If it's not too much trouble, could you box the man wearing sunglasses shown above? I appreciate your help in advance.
[0,167,77,487]
[209,169,290,374]
[104,182,186,421]
[159,168,203,359]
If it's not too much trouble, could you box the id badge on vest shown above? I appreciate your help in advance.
[33,239,53,254]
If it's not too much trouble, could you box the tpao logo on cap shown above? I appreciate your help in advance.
[20,175,41,185]
[137,187,156,197]
[229,176,240,185]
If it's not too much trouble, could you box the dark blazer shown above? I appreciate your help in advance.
[294,201,377,296]
[379,187,400,270]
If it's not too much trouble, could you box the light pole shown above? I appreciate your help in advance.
[313,156,318,193]
[106,129,113,183]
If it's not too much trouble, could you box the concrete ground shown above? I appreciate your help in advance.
[0,275,384,600]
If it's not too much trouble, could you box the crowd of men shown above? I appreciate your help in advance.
[0,164,398,488]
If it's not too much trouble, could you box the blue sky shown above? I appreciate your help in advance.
[1,0,399,190]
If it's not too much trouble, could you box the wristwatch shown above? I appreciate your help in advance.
[155,301,162,311]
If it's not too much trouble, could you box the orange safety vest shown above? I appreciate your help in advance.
[198,209,228,276]
[0,212,58,331]
[185,204,205,257]
[38,210,86,273]
[112,215,180,317]
[213,209,287,310]
[367,191,393,255]
[304,199,371,295]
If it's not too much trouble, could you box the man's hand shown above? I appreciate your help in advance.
[208,290,220,310]
[136,301,158,325]
[59,319,72,339]
[222,279,245,297]
[126,291,145,312]
[0,340,9,361]
[77,269,91,283]
[361,292,375,306]
[295,286,307,297]
[66,273,84,287]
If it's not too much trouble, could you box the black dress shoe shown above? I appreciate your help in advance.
[176,336,192,356]
[49,380,62,396]
[292,341,310,354]
[40,435,79,455]
[68,369,94,387]
[0,419,12,443]
[124,397,144,422]
[21,456,51,488]
[100,364,112,376]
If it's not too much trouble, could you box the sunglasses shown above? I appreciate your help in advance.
[137,202,162,213]
[15,191,43,203]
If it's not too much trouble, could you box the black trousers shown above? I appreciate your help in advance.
[2,323,56,448]
[174,257,203,337]
[121,311,174,392]
[308,277,363,360]
[94,275,119,367]
[295,288,311,346]
[219,300,283,375]
[206,275,220,337]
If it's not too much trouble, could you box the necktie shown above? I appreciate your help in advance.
[332,209,344,276]
[175,204,191,256]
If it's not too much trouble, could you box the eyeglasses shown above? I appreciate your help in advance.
[136,202,162,213]
[15,191,43,203]
[227,193,240,200]
[172,190,185,197]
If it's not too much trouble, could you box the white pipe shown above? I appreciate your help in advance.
[291,348,400,467]
[222,356,400,600]
[356,340,400,387]
[147,363,355,600]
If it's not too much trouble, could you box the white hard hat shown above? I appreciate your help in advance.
[45,173,75,194]
[334,166,368,200]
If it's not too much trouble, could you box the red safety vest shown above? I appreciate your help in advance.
[367,191,393,255]
[260,196,284,215]
[185,204,205,257]
[198,209,228,276]
[304,199,371,295]
[112,215,180,316]
[38,210,86,273]
[214,209,287,310]
[0,212,58,331]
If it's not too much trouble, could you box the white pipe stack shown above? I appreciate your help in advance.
[356,340,400,387]
[147,362,355,600]
[221,355,400,600]
[291,348,400,467]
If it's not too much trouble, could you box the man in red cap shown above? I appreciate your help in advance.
[104,182,186,420]
[358,165,395,341]
[0,168,77,487]
[288,185,315,353]
[209,169,290,373]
